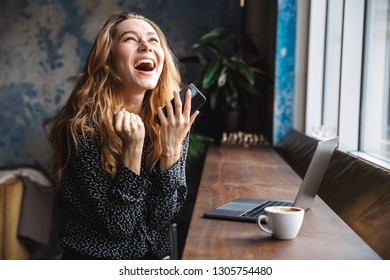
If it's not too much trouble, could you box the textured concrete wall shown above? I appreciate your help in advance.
[0,0,233,170]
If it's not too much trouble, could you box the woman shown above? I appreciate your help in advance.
[47,11,198,259]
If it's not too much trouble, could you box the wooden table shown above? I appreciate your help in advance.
[181,144,381,259]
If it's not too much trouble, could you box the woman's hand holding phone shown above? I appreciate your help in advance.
[154,83,206,125]
[157,89,199,171]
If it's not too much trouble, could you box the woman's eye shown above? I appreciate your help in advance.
[149,37,159,43]
[124,37,136,42]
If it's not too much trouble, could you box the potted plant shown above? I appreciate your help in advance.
[182,25,270,139]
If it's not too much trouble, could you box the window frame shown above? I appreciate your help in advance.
[304,0,366,152]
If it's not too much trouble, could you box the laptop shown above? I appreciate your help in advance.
[204,137,338,222]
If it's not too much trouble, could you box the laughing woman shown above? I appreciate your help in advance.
[46,11,198,260]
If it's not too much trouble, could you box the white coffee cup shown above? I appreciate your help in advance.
[257,206,305,240]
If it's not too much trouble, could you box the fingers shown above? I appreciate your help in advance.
[173,90,183,117]
[114,109,124,132]
[133,114,143,128]
[182,89,192,120]
[189,110,199,126]
[173,89,191,118]
[127,112,143,130]
[161,89,192,125]
[158,91,177,126]
[123,110,131,131]
[165,95,175,124]
[114,109,144,133]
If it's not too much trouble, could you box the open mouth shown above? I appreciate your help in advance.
[134,59,155,72]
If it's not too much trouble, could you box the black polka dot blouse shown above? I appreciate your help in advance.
[58,128,189,259]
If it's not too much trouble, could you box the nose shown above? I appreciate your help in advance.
[138,39,152,52]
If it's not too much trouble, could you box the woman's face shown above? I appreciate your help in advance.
[111,18,165,93]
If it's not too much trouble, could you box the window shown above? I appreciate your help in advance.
[304,0,390,168]
[361,0,390,162]
[322,0,344,138]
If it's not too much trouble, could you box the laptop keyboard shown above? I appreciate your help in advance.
[240,200,293,218]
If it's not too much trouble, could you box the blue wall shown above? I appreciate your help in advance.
[0,0,234,170]
[273,0,296,145]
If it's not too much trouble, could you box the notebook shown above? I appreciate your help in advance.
[204,137,338,222]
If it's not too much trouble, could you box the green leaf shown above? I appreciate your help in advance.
[236,75,261,96]
[231,57,255,86]
[223,85,239,111]
[192,26,235,49]
[217,67,228,87]
[187,132,214,169]
[202,57,222,88]
[196,53,209,68]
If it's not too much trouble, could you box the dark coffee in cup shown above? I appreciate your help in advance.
[271,207,301,213]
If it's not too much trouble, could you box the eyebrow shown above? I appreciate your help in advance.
[119,30,158,40]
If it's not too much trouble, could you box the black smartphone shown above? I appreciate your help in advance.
[154,83,206,125]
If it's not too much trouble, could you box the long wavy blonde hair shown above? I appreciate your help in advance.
[47,11,181,188]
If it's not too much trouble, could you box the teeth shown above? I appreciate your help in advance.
[134,59,154,68]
